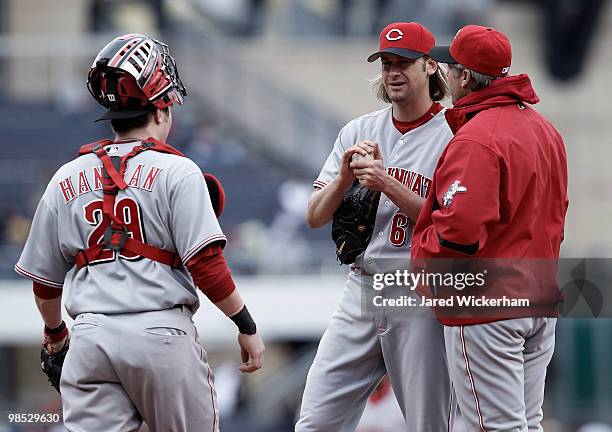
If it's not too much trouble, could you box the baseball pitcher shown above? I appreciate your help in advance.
[296,22,455,432]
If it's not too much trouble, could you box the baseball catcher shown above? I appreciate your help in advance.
[16,33,264,431]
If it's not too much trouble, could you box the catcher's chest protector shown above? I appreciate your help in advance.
[74,138,226,270]
[74,138,185,269]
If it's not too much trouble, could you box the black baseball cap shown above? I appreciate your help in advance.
[94,106,156,122]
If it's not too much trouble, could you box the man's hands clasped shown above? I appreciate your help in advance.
[340,141,389,192]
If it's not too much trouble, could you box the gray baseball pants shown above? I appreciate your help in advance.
[296,271,454,432]
[444,318,556,432]
[61,306,219,432]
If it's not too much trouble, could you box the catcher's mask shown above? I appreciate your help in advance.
[87,34,187,121]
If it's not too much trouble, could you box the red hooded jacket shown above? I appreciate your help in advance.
[411,74,569,326]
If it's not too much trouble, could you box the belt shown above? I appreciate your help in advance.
[175,304,194,318]
[351,266,374,276]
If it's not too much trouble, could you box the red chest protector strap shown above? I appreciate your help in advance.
[74,138,185,270]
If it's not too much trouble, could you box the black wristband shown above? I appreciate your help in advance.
[230,306,257,335]
[44,321,66,335]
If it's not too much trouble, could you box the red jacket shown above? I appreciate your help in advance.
[411,74,569,326]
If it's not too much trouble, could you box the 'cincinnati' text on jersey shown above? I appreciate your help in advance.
[387,167,432,198]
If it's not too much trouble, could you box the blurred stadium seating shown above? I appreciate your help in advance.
[0,0,611,430]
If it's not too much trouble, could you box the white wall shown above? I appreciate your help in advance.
[0,274,347,348]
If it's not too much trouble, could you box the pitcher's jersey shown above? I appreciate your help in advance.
[314,106,452,273]
[16,140,225,318]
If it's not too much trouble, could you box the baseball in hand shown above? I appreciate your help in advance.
[351,151,374,163]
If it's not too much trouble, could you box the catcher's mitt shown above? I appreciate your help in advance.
[41,342,68,394]
[332,179,381,264]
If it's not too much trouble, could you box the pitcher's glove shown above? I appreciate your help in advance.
[40,321,69,393]
[332,179,381,264]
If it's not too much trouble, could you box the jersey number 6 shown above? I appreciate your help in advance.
[83,198,146,265]
[389,212,414,247]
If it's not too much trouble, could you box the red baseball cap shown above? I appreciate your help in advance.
[430,25,512,77]
[368,22,435,62]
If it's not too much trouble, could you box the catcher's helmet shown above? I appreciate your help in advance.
[87,34,187,120]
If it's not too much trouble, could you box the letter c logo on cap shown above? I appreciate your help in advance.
[386,29,403,41]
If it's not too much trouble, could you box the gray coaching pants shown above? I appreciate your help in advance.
[61,307,219,432]
[445,318,556,432]
[296,271,454,432]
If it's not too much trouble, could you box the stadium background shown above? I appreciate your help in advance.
[0,0,610,431]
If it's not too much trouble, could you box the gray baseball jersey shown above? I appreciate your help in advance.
[16,140,225,318]
[16,139,224,431]
[313,106,452,273]
[297,107,455,431]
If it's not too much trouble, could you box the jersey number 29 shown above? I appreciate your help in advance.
[83,198,146,264]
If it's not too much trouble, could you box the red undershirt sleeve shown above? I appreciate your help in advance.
[33,281,63,299]
[186,242,236,303]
